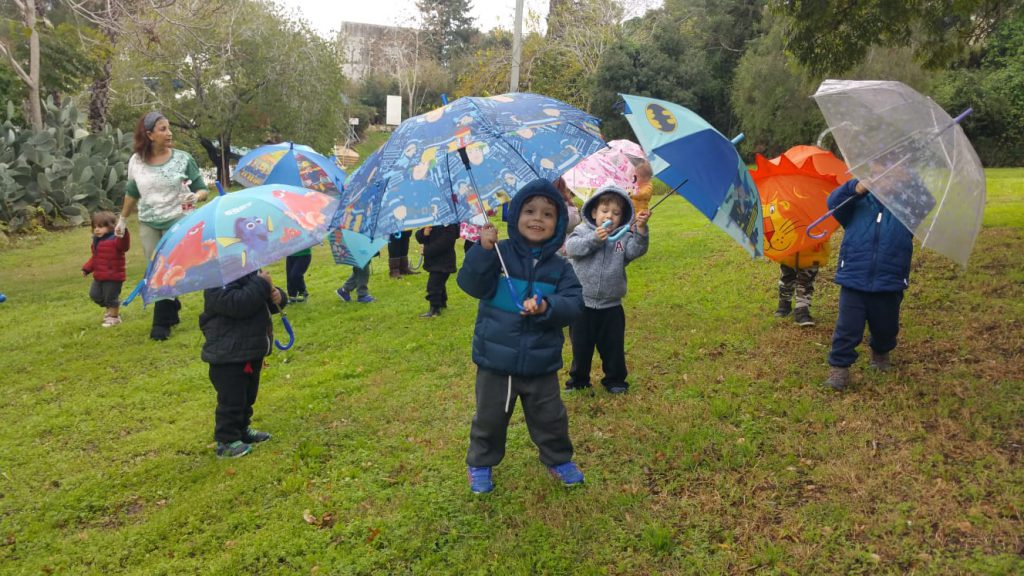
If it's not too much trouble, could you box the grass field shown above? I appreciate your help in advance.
[0,169,1020,575]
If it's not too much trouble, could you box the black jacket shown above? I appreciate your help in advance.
[199,272,287,364]
[415,224,459,273]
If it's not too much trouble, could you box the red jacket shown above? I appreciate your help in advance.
[83,230,130,281]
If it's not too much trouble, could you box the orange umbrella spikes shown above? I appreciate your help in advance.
[751,146,851,267]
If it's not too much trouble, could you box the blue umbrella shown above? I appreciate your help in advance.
[326,228,389,268]
[234,142,347,196]
[620,94,764,257]
[333,92,605,238]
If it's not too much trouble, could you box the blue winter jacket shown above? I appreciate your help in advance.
[829,179,914,292]
[457,178,584,377]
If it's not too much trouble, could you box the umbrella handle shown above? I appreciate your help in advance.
[806,195,856,239]
[122,279,146,306]
[215,181,226,196]
[275,313,295,351]
[505,276,542,313]
[730,133,745,146]
[600,219,631,242]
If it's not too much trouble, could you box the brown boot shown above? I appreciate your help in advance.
[823,366,850,390]
[399,255,419,275]
[388,258,402,279]
[869,350,892,371]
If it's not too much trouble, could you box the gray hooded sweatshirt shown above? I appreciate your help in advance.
[564,185,649,309]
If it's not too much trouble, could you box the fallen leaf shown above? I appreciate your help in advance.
[367,527,381,543]
[303,510,317,525]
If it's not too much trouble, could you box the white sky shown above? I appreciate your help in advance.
[272,0,662,39]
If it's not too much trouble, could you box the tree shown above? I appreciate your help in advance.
[416,0,476,68]
[0,0,42,130]
[770,0,1024,75]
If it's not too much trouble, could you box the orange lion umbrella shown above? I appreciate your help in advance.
[751,146,851,267]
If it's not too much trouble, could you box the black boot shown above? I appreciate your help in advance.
[419,306,441,318]
[793,306,815,327]
[774,299,792,317]
[169,298,182,326]
[399,256,420,275]
[150,299,177,341]
[388,258,402,279]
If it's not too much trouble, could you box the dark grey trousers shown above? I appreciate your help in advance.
[466,367,574,468]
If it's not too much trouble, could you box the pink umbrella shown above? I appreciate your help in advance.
[562,139,647,200]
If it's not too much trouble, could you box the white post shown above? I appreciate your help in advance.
[510,0,524,92]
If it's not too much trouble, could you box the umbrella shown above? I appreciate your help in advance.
[620,94,764,257]
[234,142,347,197]
[751,146,850,267]
[809,79,986,268]
[123,185,338,349]
[326,227,389,268]
[562,139,646,200]
[333,92,605,238]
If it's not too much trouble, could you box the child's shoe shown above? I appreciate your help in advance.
[607,385,628,395]
[295,291,308,303]
[548,461,585,486]
[242,428,271,444]
[102,315,122,327]
[564,381,592,393]
[357,294,376,303]
[774,299,792,317]
[467,466,494,494]
[793,306,815,327]
[869,350,892,371]
[419,306,441,318]
[336,287,351,302]
[215,440,252,458]
[823,366,850,391]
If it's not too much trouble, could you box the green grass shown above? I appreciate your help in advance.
[0,171,1022,574]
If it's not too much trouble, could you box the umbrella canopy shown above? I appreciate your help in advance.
[327,228,389,268]
[752,146,850,267]
[131,185,338,304]
[812,79,986,267]
[620,94,763,257]
[333,92,605,237]
[562,145,640,200]
[234,142,347,197]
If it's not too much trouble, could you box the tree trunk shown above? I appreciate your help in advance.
[219,131,232,186]
[88,57,113,132]
[199,137,227,185]
[26,0,42,132]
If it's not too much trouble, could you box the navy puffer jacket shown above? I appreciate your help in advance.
[457,178,583,377]
[829,179,914,292]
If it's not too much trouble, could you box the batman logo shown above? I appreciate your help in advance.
[645,104,677,133]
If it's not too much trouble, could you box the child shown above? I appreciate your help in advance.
[82,211,130,327]
[775,261,820,327]
[285,248,311,303]
[336,263,375,303]
[415,223,460,318]
[456,178,585,494]
[564,185,650,394]
[199,269,286,458]
[824,179,915,390]
[630,159,654,213]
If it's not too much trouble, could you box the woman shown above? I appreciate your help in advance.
[116,111,210,340]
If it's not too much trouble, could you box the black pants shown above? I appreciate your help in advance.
[463,239,474,253]
[828,287,904,367]
[567,305,628,390]
[466,367,573,468]
[285,254,311,297]
[425,270,451,307]
[209,359,263,443]
[388,231,411,258]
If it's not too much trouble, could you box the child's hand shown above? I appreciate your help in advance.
[595,223,610,241]
[82,270,89,277]
[520,295,547,316]
[257,270,274,292]
[635,209,651,228]
[479,223,497,250]
[855,181,870,195]
[422,226,432,236]
[270,287,283,307]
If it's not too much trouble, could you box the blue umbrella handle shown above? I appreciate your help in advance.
[215,181,226,196]
[601,219,630,242]
[730,133,745,146]
[122,279,145,306]
[504,276,542,313]
[806,195,856,239]
[275,313,295,351]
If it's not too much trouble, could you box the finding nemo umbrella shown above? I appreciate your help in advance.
[123,185,338,349]
[620,94,763,257]
[234,142,347,197]
[334,92,605,239]
[751,146,851,268]
[809,79,985,268]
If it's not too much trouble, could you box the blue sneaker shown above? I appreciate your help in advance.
[357,294,376,303]
[336,287,351,302]
[215,440,252,458]
[548,462,584,486]
[467,466,494,494]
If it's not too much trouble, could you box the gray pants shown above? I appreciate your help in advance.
[341,264,371,297]
[779,264,819,309]
[466,367,574,468]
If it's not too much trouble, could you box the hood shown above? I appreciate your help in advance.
[580,184,634,231]
[506,178,569,260]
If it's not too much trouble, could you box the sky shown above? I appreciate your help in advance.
[272,0,662,39]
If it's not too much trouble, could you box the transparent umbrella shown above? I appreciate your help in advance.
[809,79,986,268]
